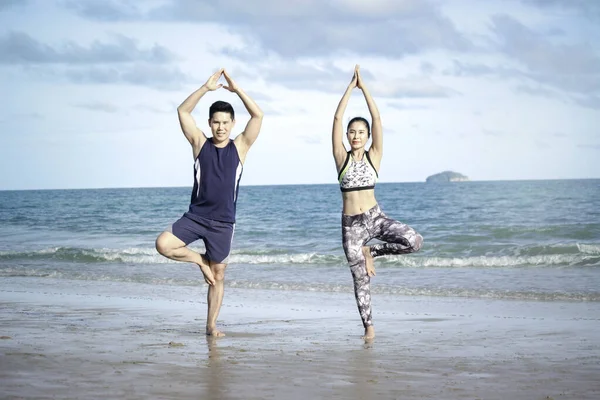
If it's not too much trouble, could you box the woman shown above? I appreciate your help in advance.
[332,65,423,339]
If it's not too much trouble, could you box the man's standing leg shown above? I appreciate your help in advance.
[206,262,227,336]
[203,218,234,337]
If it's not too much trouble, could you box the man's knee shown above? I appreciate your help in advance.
[210,263,227,281]
[155,233,168,256]
[155,232,178,257]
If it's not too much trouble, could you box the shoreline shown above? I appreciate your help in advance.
[2,279,599,399]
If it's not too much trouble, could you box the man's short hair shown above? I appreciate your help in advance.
[209,101,235,120]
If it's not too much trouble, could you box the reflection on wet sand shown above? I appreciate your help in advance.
[204,336,227,400]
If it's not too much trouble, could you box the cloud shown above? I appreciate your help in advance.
[490,15,600,94]
[572,95,600,110]
[133,104,172,114]
[446,20,600,94]
[545,27,566,37]
[482,129,504,137]
[382,126,402,135]
[301,135,322,145]
[0,31,175,65]
[420,61,436,74]
[380,78,457,98]
[74,101,180,116]
[0,30,187,91]
[232,61,455,98]
[442,16,600,109]
[515,84,562,98]
[534,140,551,149]
[387,102,429,110]
[65,0,473,59]
[233,61,364,92]
[74,101,120,113]
[0,0,28,11]
[65,64,191,89]
[445,60,522,79]
[517,87,600,110]
[0,112,43,124]
[577,144,600,150]
[523,0,600,21]
[64,0,142,21]
[24,63,192,90]
[243,90,273,102]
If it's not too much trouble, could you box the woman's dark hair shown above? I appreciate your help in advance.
[347,117,371,138]
[209,101,235,120]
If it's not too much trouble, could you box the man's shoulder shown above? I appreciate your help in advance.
[232,135,249,155]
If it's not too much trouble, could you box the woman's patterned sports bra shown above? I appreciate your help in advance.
[338,151,379,192]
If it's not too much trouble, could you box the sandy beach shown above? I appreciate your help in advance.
[1,279,598,400]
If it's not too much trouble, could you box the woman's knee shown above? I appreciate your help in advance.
[411,233,424,252]
[350,262,369,282]
[344,243,365,266]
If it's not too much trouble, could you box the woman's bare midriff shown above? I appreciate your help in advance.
[342,189,378,216]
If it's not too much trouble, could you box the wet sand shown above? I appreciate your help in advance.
[1,280,599,399]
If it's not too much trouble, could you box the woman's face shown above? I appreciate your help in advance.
[347,121,369,150]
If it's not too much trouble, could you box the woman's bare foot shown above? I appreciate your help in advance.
[206,326,226,337]
[362,246,375,277]
[362,326,375,340]
[198,255,215,285]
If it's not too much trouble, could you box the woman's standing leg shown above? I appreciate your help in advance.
[342,215,375,337]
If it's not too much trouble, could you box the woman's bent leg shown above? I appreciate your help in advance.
[369,212,423,258]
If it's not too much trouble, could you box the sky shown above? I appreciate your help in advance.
[1,0,599,190]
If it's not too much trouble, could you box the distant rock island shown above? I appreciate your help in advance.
[426,171,469,183]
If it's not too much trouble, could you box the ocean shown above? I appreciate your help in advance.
[1,180,599,302]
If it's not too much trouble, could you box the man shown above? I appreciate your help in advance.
[155,68,264,337]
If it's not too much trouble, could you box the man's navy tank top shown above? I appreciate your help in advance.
[186,139,243,223]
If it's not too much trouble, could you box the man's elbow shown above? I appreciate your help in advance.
[177,106,191,115]
[252,111,264,119]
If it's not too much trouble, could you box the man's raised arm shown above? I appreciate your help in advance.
[224,70,264,155]
[177,69,224,154]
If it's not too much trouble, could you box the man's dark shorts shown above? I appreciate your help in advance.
[170,213,234,264]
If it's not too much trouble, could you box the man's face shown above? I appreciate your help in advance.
[209,112,235,142]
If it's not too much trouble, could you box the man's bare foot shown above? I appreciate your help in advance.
[362,246,375,277]
[198,255,215,285]
[362,326,375,340]
[206,327,226,337]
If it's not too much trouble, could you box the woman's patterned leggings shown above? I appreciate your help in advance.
[342,204,423,328]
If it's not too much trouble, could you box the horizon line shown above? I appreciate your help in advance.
[1,177,599,192]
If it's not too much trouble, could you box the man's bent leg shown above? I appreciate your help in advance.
[155,231,215,285]
[206,262,227,337]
